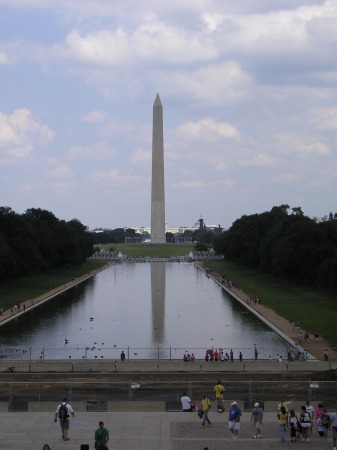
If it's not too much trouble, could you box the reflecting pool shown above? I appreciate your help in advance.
[0,262,289,360]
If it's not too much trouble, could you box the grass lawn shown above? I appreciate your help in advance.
[206,260,337,347]
[0,260,106,310]
[97,242,194,257]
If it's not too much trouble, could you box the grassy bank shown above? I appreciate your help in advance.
[97,242,194,257]
[206,260,337,347]
[0,260,106,309]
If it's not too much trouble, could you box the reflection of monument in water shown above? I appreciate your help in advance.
[151,94,166,243]
[151,262,166,344]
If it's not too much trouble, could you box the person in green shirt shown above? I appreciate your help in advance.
[94,421,109,449]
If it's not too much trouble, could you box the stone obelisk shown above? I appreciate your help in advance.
[151,93,166,243]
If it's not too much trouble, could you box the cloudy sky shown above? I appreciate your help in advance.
[1,0,336,231]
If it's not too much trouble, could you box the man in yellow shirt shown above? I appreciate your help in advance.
[200,394,212,428]
[214,380,225,412]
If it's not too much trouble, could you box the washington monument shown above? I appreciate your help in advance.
[151,93,166,243]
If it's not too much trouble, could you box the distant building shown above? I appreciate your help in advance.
[133,217,223,236]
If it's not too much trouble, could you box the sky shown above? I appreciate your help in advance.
[1,0,336,231]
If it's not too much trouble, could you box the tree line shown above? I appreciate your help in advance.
[214,205,337,294]
[92,227,216,248]
[92,227,142,244]
[0,207,94,284]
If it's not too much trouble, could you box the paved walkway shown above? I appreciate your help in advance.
[196,262,336,361]
[0,411,334,449]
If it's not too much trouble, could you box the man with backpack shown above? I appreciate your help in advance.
[54,397,75,441]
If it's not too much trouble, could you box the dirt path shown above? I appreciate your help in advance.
[196,262,335,361]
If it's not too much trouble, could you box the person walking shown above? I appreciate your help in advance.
[213,380,225,412]
[278,404,288,442]
[181,392,192,412]
[200,394,212,428]
[299,405,311,442]
[94,420,109,449]
[251,402,263,438]
[54,397,74,441]
[288,409,299,442]
[315,403,325,433]
[329,409,337,450]
[229,401,242,439]
[305,400,314,434]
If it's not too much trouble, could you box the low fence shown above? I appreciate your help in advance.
[0,345,326,362]
[0,379,333,412]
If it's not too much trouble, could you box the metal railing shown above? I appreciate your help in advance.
[0,345,311,362]
[0,379,333,412]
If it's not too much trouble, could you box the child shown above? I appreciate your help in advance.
[289,409,298,442]
[320,409,330,438]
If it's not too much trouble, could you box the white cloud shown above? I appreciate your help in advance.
[0,51,10,64]
[304,142,331,155]
[202,13,224,32]
[81,111,108,123]
[276,134,331,156]
[51,180,78,194]
[212,178,238,188]
[309,107,337,130]
[68,141,116,158]
[272,173,301,183]
[172,180,206,190]
[54,15,217,68]
[88,168,142,184]
[46,158,73,178]
[50,164,73,178]
[0,109,55,162]
[129,148,151,164]
[214,161,227,171]
[164,61,252,104]
[239,152,276,167]
[178,117,239,141]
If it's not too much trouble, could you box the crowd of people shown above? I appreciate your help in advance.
[180,384,337,447]
[277,399,337,446]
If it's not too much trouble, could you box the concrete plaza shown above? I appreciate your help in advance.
[0,410,334,450]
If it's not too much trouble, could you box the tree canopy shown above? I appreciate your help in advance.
[0,207,94,283]
[214,205,337,294]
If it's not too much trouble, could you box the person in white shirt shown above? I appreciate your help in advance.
[181,392,192,412]
[306,400,315,433]
[54,397,74,441]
